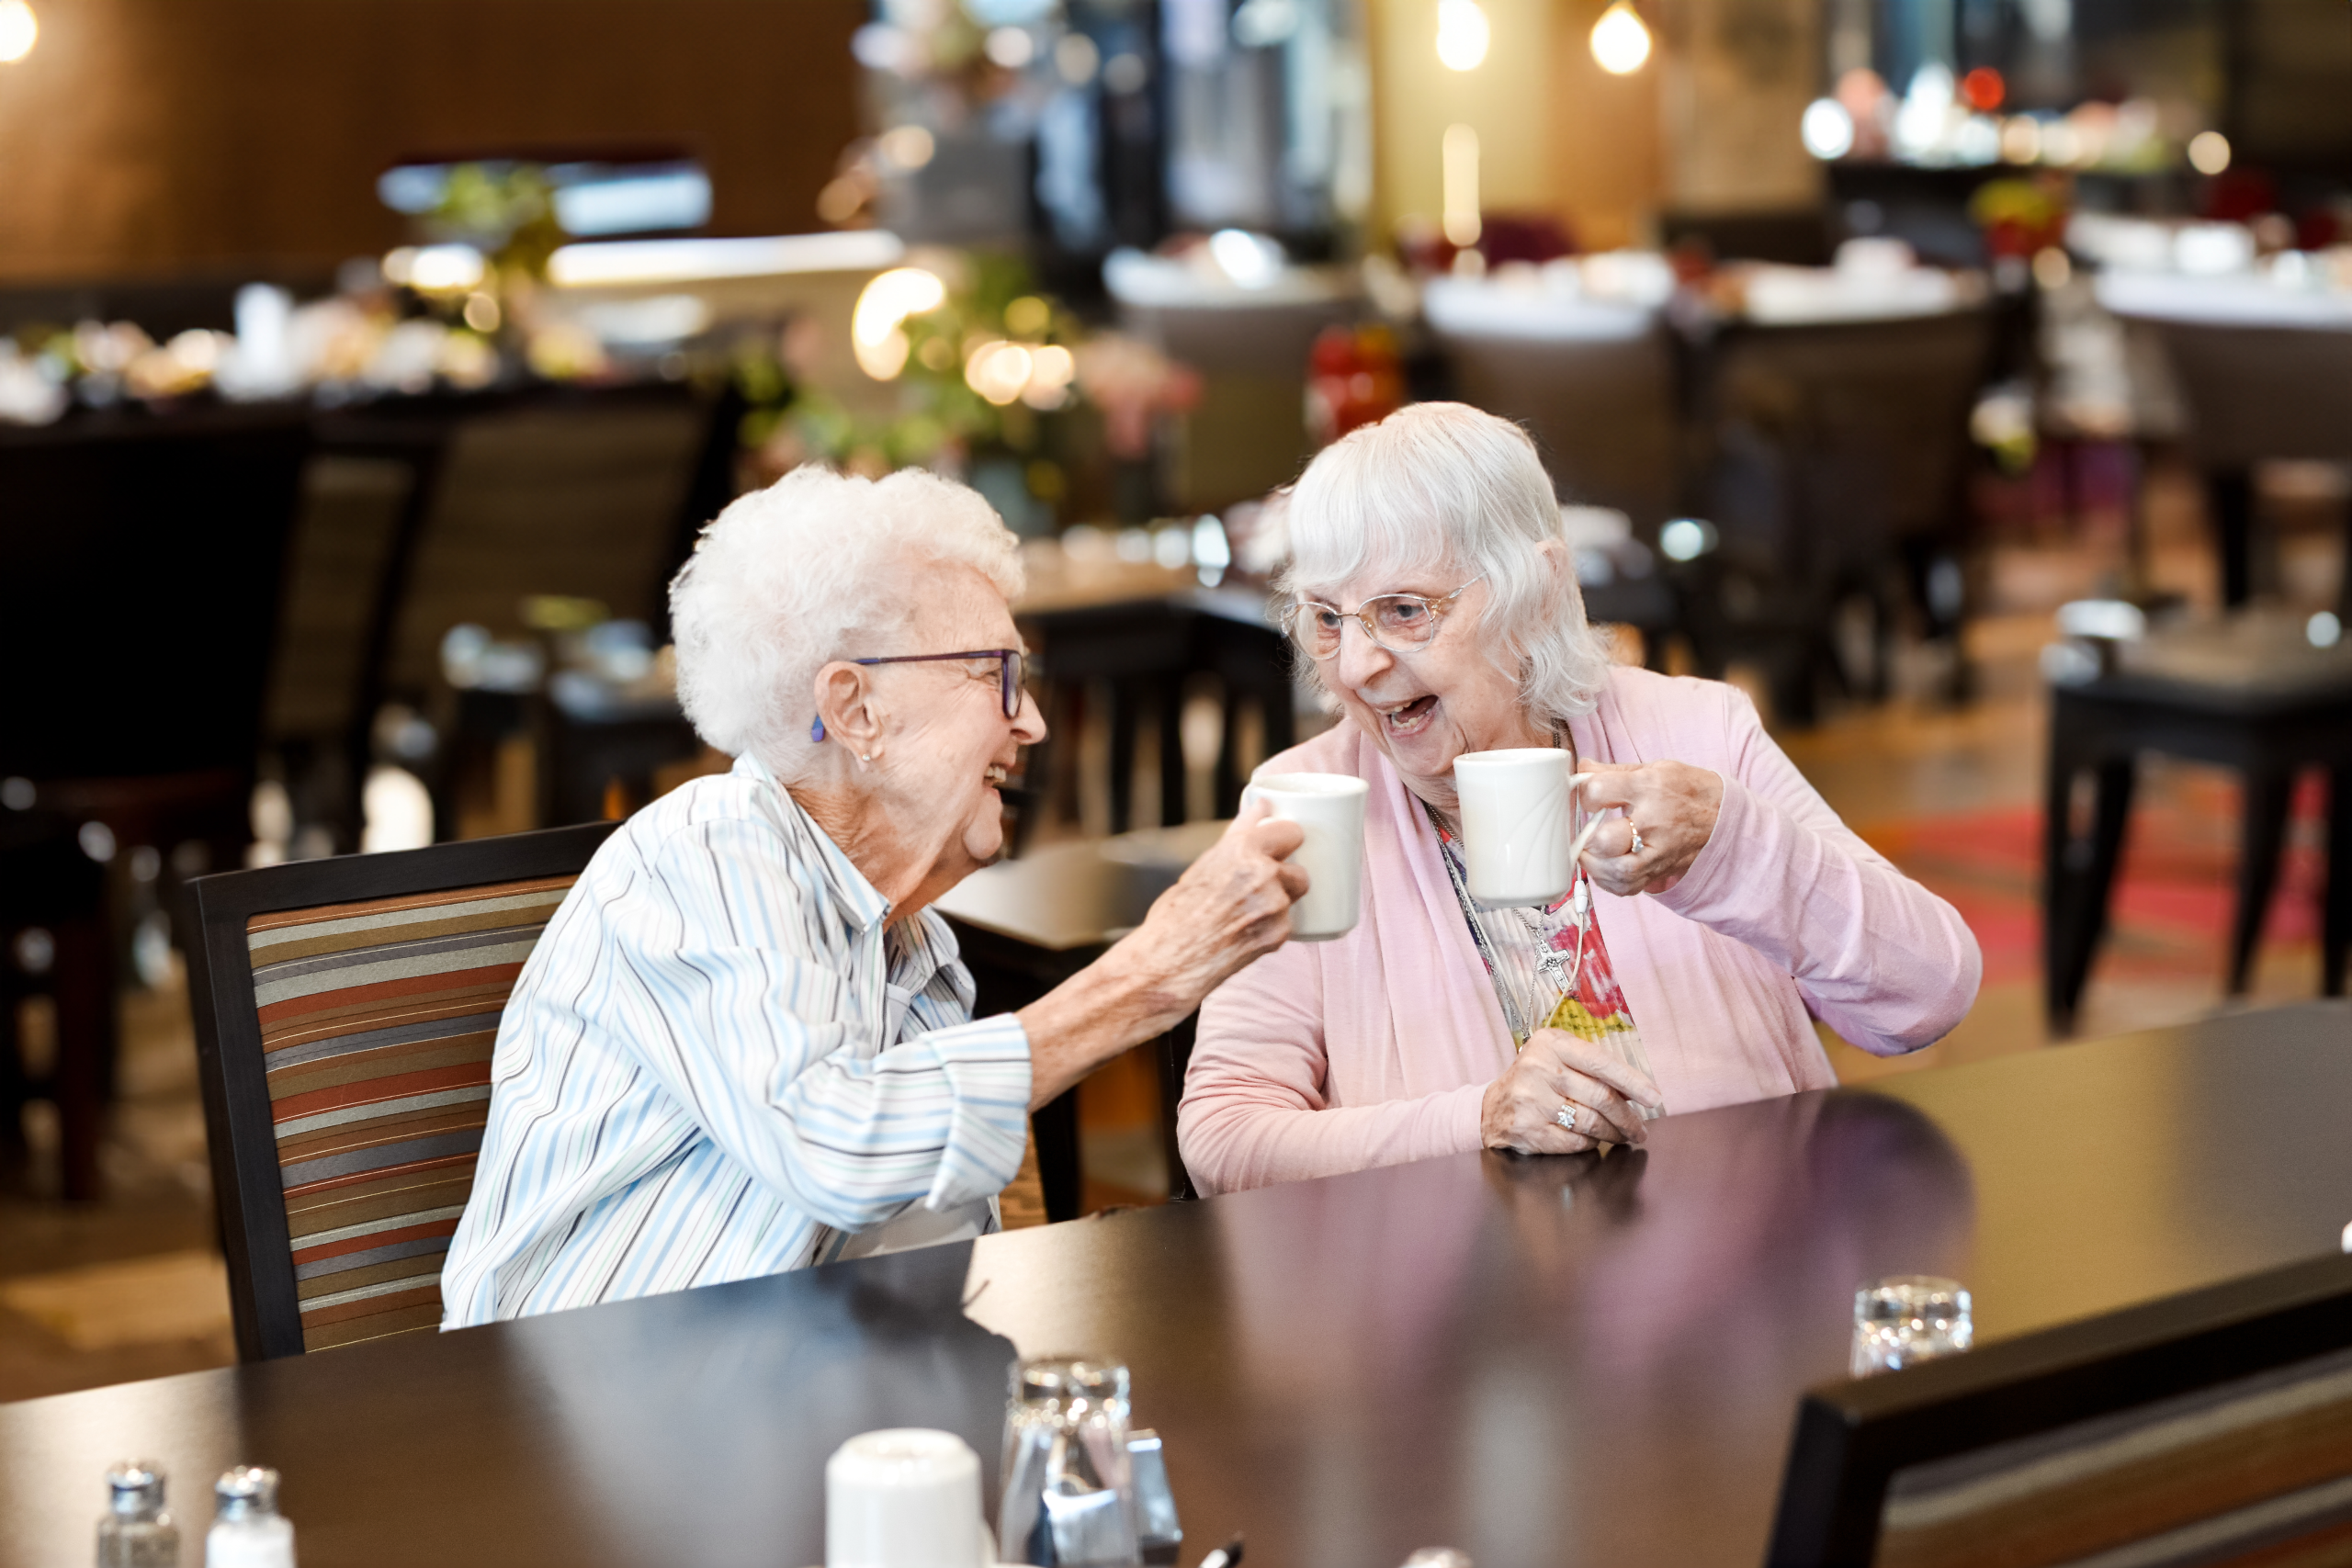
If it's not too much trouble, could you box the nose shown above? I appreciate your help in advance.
[1332,616,1395,693]
[1011,686,1046,746]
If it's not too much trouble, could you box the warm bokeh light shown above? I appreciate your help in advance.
[1589,1,1651,75]
[1801,98,1855,161]
[1442,124,1481,248]
[851,266,947,380]
[0,1,35,63]
[1435,0,1488,72]
[1999,115,2042,164]
[1960,67,2005,112]
[876,125,936,171]
[965,339,1034,406]
[2187,130,2232,175]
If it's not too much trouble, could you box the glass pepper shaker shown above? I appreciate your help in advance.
[998,1355,1142,1567]
[206,1468,295,1568]
[96,1461,179,1568]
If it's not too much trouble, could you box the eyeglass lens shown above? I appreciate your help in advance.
[1001,651,1024,717]
[1292,596,1442,657]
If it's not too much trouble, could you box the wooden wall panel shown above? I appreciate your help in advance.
[0,0,865,282]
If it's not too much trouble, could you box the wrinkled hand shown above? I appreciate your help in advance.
[1574,760,1723,897]
[1108,801,1307,1032]
[1480,1027,1663,1156]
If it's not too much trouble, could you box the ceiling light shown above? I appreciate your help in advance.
[1590,1,1650,75]
[0,2,36,64]
[1436,0,1488,71]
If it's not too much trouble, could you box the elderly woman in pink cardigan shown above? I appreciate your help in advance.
[1177,403,1982,1196]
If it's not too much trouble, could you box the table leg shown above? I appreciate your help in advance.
[2207,468,2255,609]
[1030,1089,1082,1224]
[2228,766,2293,995]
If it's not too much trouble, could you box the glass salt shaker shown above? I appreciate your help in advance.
[96,1461,179,1568]
[206,1468,295,1568]
[999,1355,1142,1567]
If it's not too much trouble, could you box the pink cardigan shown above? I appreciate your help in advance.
[1177,666,1982,1196]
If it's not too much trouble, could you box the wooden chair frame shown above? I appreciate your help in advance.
[1766,1250,2352,1567]
[186,822,617,1360]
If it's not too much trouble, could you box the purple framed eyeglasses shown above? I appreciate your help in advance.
[809,649,1027,742]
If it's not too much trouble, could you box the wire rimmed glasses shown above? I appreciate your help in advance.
[1281,575,1485,660]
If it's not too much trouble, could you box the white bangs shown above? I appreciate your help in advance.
[1277,402,1612,724]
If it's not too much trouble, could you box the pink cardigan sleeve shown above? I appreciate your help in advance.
[1178,942,1487,1198]
[1650,685,1981,1055]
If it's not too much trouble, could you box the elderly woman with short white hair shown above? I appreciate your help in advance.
[443,466,1305,1325]
[1177,403,1980,1196]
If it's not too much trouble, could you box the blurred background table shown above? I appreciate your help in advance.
[2,1000,2345,1568]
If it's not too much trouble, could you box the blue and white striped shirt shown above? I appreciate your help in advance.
[440,753,1033,1327]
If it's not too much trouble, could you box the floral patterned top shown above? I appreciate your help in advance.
[1427,804,1662,1112]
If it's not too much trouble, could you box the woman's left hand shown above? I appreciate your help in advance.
[1574,761,1724,897]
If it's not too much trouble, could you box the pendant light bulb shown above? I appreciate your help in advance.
[1435,0,1489,72]
[0,1,37,63]
[1589,0,1651,75]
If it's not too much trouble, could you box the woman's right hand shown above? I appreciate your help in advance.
[1114,801,1308,1032]
[1020,803,1307,1107]
[1480,1028,1661,1156]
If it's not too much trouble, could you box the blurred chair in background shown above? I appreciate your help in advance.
[2042,611,2351,1032]
[0,807,116,1201]
[185,821,616,1359]
[1114,289,1356,514]
[0,412,312,1198]
[1689,309,1995,723]
[2133,321,2352,613]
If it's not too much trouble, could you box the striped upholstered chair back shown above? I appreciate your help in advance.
[188,822,616,1359]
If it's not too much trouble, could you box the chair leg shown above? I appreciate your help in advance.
[2228,766,2294,995]
[1157,678,1187,828]
[1108,682,1139,835]
[2046,750,2135,1032]
[2323,766,2348,998]
[50,914,116,1201]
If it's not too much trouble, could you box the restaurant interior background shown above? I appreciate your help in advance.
[0,0,2345,1401]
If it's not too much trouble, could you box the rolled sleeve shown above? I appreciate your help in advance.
[914,1012,1034,1209]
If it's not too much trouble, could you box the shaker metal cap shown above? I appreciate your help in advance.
[106,1461,165,1512]
[1012,1353,1132,1403]
[213,1465,280,1521]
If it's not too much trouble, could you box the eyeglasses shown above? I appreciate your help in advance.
[808,649,1026,742]
[1281,575,1486,660]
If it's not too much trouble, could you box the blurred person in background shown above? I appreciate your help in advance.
[444,467,1305,1325]
[1179,404,1980,1196]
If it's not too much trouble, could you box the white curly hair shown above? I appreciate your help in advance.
[670,465,1024,784]
[1279,401,1613,728]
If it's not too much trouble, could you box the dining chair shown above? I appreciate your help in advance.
[2134,320,2352,611]
[1690,308,1996,722]
[1765,1249,2352,1567]
[2041,612,2350,1031]
[0,409,313,1196]
[185,821,616,1359]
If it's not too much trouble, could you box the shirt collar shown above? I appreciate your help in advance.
[732,752,892,934]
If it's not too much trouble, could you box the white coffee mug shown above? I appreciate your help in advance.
[1452,748,1582,908]
[1241,772,1369,942]
[825,1428,987,1568]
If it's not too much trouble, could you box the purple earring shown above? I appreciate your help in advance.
[810,717,827,742]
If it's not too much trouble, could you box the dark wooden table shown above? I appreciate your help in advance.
[4,1001,2346,1568]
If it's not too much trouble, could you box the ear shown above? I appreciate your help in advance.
[812,662,883,754]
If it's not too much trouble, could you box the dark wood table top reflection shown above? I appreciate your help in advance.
[3,1001,2346,1568]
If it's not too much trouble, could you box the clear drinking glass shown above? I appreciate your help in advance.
[998,1356,1141,1568]
[1851,1276,1973,1376]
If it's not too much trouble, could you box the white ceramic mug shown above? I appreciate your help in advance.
[825,1428,988,1568]
[1452,748,1585,908]
[1241,772,1369,942]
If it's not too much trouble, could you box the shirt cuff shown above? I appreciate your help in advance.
[922,1012,1035,1212]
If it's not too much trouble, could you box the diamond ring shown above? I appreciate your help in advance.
[1555,1103,1578,1133]
[1628,824,1646,855]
